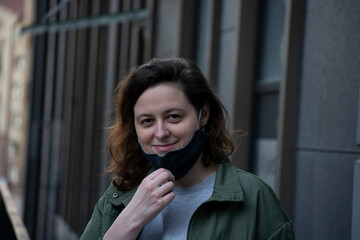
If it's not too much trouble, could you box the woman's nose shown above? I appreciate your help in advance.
[154,123,169,139]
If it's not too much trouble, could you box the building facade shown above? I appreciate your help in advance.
[0,0,32,217]
[22,0,360,239]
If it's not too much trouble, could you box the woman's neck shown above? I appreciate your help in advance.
[174,155,218,188]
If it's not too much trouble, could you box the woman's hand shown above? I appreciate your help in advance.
[104,168,175,240]
[127,168,176,224]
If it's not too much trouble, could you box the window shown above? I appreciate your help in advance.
[12,83,22,98]
[14,55,24,70]
[8,141,20,158]
[11,114,22,129]
[251,0,286,191]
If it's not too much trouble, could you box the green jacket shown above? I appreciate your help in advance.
[80,160,295,239]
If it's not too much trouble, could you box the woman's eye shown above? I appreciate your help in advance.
[168,114,181,121]
[141,118,153,126]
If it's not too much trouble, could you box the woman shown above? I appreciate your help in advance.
[80,58,295,239]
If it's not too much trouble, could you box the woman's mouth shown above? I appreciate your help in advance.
[153,142,178,153]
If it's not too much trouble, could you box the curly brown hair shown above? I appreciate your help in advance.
[106,58,234,191]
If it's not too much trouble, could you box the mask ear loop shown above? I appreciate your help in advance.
[196,109,203,130]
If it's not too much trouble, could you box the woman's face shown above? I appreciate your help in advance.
[134,83,199,156]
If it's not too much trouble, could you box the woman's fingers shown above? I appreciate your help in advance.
[158,179,174,196]
[155,171,175,187]
[160,188,175,205]
[141,170,174,201]
[148,168,174,181]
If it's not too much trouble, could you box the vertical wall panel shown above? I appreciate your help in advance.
[352,160,360,239]
[79,0,101,231]
[296,0,360,152]
[217,0,240,125]
[232,0,259,171]
[118,0,132,78]
[294,0,360,238]
[143,0,156,61]
[154,0,181,57]
[60,0,78,229]
[51,1,68,236]
[294,152,356,239]
[24,0,47,237]
[276,0,304,215]
[36,0,57,238]
[129,0,141,66]
[195,0,221,85]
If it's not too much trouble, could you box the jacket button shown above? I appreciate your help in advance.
[113,193,119,198]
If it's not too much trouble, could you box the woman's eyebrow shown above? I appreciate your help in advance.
[164,108,184,114]
[135,108,185,120]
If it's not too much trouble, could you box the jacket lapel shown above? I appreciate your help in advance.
[209,159,244,202]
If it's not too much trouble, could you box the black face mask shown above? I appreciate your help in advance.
[140,129,209,180]
[139,110,210,180]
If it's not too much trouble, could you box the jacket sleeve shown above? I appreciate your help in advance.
[80,198,105,240]
[254,180,296,240]
[268,221,295,240]
[240,171,295,240]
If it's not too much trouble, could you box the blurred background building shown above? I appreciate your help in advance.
[0,0,359,239]
[0,0,32,220]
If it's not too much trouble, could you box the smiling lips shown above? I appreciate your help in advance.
[153,142,178,153]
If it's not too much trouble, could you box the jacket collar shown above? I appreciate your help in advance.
[104,182,138,207]
[104,159,244,207]
[209,159,244,202]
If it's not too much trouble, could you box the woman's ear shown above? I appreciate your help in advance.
[200,103,210,127]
